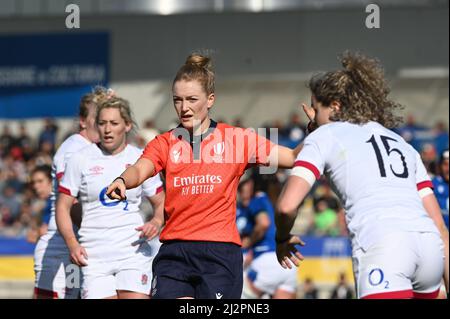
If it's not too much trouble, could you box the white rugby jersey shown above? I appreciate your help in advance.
[292,121,439,251]
[59,143,163,260]
[47,134,92,232]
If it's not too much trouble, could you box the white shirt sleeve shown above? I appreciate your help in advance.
[141,174,163,198]
[59,153,84,197]
[415,150,433,189]
[414,150,434,198]
[53,149,67,180]
[291,127,331,186]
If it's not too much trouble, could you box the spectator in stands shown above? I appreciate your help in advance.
[311,196,339,237]
[394,114,428,151]
[0,206,15,229]
[139,119,160,144]
[283,112,307,148]
[330,272,354,299]
[34,141,53,167]
[432,122,449,156]
[302,277,318,299]
[233,117,244,128]
[16,123,32,147]
[38,118,58,154]
[0,124,15,155]
[0,183,22,221]
[273,119,291,147]
[421,143,438,176]
[14,202,35,237]
[432,149,449,229]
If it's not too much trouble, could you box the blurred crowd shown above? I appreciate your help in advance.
[0,113,448,240]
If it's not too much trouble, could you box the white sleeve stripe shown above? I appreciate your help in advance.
[291,166,317,187]
[418,187,434,199]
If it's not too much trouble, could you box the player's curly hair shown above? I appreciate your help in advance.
[173,53,215,95]
[308,51,404,128]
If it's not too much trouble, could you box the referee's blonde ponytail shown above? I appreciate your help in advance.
[174,53,215,95]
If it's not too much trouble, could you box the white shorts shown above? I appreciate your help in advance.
[353,231,444,299]
[81,239,160,299]
[34,232,80,299]
[247,252,297,295]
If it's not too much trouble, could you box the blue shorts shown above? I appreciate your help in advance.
[151,241,243,299]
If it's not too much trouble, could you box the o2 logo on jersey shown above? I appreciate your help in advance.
[99,187,129,211]
[368,268,389,289]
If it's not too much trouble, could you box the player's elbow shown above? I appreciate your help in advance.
[276,200,297,217]
[259,219,271,232]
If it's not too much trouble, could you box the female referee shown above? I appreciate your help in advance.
[106,53,303,299]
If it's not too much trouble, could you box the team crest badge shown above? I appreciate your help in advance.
[213,142,225,162]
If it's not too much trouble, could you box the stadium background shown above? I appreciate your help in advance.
[0,0,448,299]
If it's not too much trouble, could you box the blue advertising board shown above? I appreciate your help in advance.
[0,32,109,119]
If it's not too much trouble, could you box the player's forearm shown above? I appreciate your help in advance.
[70,202,83,229]
[275,207,298,242]
[56,204,78,249]
[120,159,156,189]
[439,226,449,293]
[120,165,145,189]
[443,240,449,294]
[275,177,310,240]
[247,225,268,248]
[150,193,165,227]
[421,194,449,292]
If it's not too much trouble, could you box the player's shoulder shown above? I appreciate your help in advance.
[304,122,338,143]
[53,134,83,165]
[62,133,90,149]
[254,191,268,199]
[250,192,270,206]
[432,175,444,184]
[55,134,90,157]
[154,129,178,144]
[364,121,403,139]
[217,123,252,135]
[217,122,236,130]
[125,144,145,157]
[67,143,94,162]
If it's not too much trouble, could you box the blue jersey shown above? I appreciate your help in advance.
[432,175,449,228]
[236,204,253,237]
[236,203,253,256]
[247,192,276,258]
[41,198,52,225]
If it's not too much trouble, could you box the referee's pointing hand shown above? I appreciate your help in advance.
[106,178,127,201]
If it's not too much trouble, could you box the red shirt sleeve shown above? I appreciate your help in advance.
[241,128,275,171]
[140,134,169,176]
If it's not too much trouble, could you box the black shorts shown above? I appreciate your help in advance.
[151,241,243,299]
